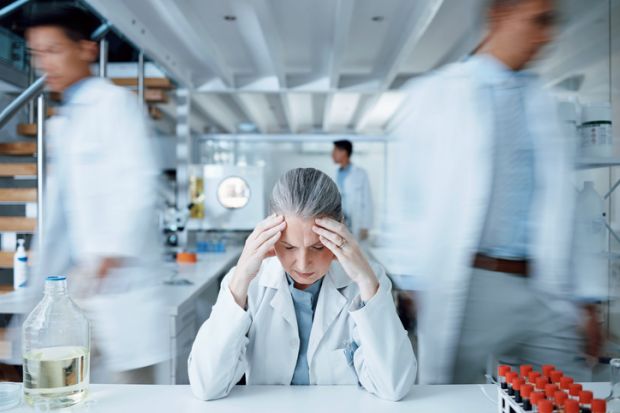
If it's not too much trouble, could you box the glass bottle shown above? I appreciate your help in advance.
[22,276,90,408]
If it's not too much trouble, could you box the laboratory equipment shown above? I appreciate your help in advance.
[22,276,90,408]
[201,164,265,230]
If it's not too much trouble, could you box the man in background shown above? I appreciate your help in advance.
[332,140,373,242]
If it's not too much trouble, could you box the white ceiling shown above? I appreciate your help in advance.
[85,0,617,135]
[85,0,488,135]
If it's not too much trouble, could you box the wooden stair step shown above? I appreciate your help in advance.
[16,124,37,137]
[0,251,30,269]
[0,142,36,156]
[112,77,172,89]
[132,89,169,104]
[0,163,36,177]
[0,217,36,232]
[0,188,37,203]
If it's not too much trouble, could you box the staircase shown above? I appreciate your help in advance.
[0,120,39,290]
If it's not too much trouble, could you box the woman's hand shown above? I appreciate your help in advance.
[229,214,286,307]
[312,217,379,302]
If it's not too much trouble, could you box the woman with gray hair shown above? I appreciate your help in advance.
[188,168,417,401]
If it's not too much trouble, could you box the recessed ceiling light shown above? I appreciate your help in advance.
[371,16,384,22]
[224,15,237,21]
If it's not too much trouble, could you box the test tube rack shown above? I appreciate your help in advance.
[498,386,528,413]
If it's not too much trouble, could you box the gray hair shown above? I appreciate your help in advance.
[270,168,344,222]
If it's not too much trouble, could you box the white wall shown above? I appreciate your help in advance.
[199,140,387,232]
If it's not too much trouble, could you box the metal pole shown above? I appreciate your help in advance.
[0,76,46,130]
[27,61,35,124]
[0,0,30,19]
[99,38,108,78]
[138,50,145,109]
[36,94,45,252]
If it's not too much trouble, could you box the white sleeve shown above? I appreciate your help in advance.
[348,267,417,401]
[94,88,159,257]
[188,269,251,400]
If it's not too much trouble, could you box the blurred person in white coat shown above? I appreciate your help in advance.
[387,0,606,384]
[189,168,416,401]
[332,140,373,241]
[26,6,168,383]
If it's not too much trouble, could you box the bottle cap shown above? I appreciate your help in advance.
[554,391,568,406]
[498,365,511,377]
[560,376,574,390]
[521,384,534,399]
[569,383,583,396]
[530,391,546,406]
[535,377,548,391]
[520,364,533,377]
[542,365,555,377]
[550,370,563,383]
[545,384,559,398]
[177,251,197,263]
[513,379,524,391]
[592,399,606,413]
[528,371,541,383]
[565,399,580,413]
[579,390,593,404]
[537,399,554,413]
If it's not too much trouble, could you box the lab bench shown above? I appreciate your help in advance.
[0,248,242,384]
[6,382,613,413]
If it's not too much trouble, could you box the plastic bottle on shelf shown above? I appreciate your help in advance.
[22,276,90,409]
[13,239,28,289]
[579,103,613,158]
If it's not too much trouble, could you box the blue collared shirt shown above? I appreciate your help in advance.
[475,54,536,260]
[286,274,322,385]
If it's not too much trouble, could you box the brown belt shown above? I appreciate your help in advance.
[472,253,529,277]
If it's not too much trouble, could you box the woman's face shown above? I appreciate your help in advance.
[274,215,335,289]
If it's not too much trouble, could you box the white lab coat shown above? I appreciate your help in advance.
[337,164,373,239]
[33,77,168,372]
[386,57,607,384]
[188,257,416,401]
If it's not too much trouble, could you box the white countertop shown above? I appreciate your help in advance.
[8,383,612,413]
[0,248,242,317]
[159,247,241,316]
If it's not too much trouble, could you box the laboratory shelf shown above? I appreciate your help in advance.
[576,157,620,169]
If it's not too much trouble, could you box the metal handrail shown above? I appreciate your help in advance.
[0,75,45,129]
[0,0,30,19]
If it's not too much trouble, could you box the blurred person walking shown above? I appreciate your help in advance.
[388,0,606,384]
